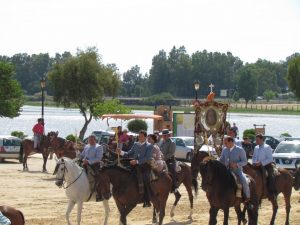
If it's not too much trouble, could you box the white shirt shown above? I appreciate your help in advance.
[252,144,273,166]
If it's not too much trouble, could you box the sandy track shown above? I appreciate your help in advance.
[0,156,299,225]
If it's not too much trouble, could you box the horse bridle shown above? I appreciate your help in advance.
[53,161,84,189]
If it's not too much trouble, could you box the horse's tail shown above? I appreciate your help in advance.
[18,210,25,224]
[19,143,24,163]
[192,177,198,196]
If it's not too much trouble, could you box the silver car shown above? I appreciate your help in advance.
[273,140,300,171]
[0,135,22,162]
[170,136,218,161]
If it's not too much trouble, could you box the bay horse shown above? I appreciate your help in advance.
[0,205,25,225]
[19,133,51,172]
[53,157,110,225]
[97,164,172,225]
[243,163,293,225]
[48,131,81,159]
[294,164,300,191]
[199,159,259,225]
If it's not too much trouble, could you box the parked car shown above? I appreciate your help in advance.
[170,136,218,161]
[0,135,22,162]
[251,135,283,151]
[83,130,115,145]
[273,140,300,171]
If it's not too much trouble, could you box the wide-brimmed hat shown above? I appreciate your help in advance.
[160,129,172,135]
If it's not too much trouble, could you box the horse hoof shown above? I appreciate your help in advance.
[188,215,192,220]
[170,212,174,218]
[242,219,247,225]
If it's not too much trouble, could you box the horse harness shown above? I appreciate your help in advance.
[53,161,84,189]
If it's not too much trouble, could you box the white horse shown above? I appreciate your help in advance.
[53,157,110,225]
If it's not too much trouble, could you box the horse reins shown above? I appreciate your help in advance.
[55,161,84,189]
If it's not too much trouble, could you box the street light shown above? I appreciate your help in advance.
[40,77,46,119]
[194,80,200,100]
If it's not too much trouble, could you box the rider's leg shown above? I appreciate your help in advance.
[235,169,250,200]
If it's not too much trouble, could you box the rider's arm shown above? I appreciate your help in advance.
[260,146,273,166]
[164,141,176,160]
[237,147,247,168]
[252,146,258,164]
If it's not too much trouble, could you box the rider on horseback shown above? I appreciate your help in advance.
[32,118,44,151]
[219,135,250,203]
[252,133,277,199]
[116,130,154,208]
[160,129,178,193]
[79,134,103,202]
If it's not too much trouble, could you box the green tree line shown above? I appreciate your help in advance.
[0,47,299,100]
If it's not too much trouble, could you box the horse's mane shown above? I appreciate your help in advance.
[207,160,236,188]
[101,164,132,173]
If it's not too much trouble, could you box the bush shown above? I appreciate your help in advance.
[144,92,174,105]
[280,132,292,137]
[65,134,80,142]
[127,119,148,133]
[11,131,27,139]
[263,89,276,102]
[232,91,240,102]
[243,129,256,141]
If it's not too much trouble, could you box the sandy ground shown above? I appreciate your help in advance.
[1,155,300,225]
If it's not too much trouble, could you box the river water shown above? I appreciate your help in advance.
[0,106,299,138]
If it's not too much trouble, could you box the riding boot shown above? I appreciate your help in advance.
[170,162,178,193]
[265,164,277,197]
[141,164,152,207]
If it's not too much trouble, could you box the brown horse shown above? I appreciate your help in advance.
[294,165,300,191]
[48,131,80,159]
[97,165,172,225]
[169,162,194,219]
[19,134,50,172]
[0,205,25,225]
[243,163,293,225]
[199,159,259,225]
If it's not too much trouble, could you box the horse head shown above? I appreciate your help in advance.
[53,158,66,187]
[191,151,210,193]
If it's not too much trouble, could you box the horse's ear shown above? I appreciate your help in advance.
[296,163,300,170]
[61,158,64,162]
[55,131,59,136]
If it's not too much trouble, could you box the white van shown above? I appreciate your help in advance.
[0,135,22,162]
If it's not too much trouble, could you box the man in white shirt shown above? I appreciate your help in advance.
[252,134,277,197]
[228,127,243,148]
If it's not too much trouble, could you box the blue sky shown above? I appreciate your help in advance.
[0,0,299,73]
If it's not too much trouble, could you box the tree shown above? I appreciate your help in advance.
[0,61,23,118]
[263,89,275,102]
[93,99,131,117]
[237,66,257,108]
[127,119,148,133]
[286,56,300,99]
[48,48,120,140]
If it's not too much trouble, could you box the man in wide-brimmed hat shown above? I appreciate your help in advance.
[160,129,178,193]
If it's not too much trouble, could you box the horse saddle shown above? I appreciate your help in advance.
[230,171,250,198]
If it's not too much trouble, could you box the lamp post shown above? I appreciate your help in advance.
[40,77,46,119]
[194,80,200,100]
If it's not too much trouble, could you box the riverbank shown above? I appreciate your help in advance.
[25,101,300,115]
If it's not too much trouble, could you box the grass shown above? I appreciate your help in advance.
[24,101,300,115]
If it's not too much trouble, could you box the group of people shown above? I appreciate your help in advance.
[80,128,179,207]
[220,123,276,204]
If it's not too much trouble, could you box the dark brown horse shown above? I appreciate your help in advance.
[169,162,194,219]
[19,134,50,172]
[0,205,25,225]
[199,159,259,225]
[48,131,81,159]
[97,165,172,225]
[243,163,293,225]
[294,165,300,191]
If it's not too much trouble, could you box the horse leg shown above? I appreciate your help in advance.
[42,152,48,172]
[223,207,229,225]
[158,201,166,225]
[152,207,157,225]
[76,201,83,225]
[185,182,194,219]
[23,155,28,172]
[170,190,181,218]
[209,206,218,225]
[269,196,278,225]
[66,200,76,225]
[102,199,110,225]
[235,206,243,225]
[283,190,291,225]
